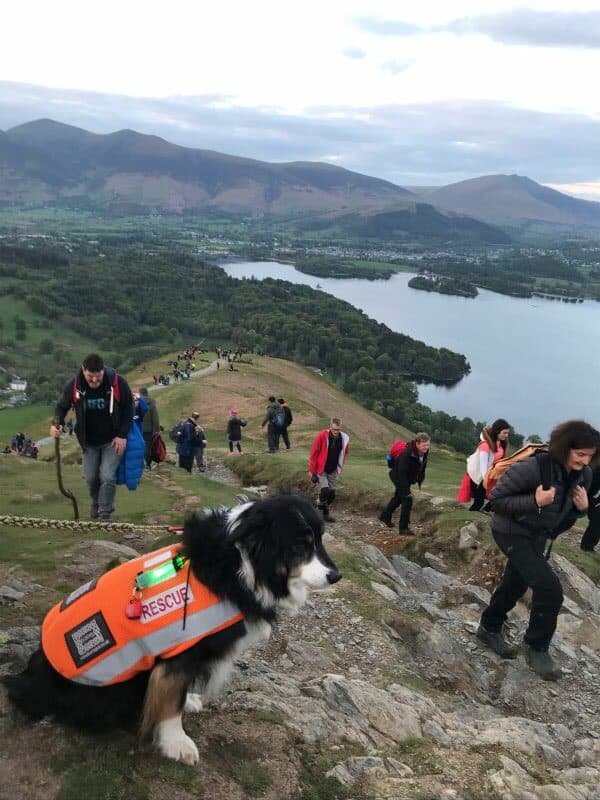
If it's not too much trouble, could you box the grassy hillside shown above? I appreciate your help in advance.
[4,350,599,800]
[0,350,466,522]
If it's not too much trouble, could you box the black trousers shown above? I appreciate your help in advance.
[178,454,193,473]
[382,487,413,530]
[280,428,290,449]
[469,480,487,511]
[143,432,152,467]
[267,423,280,452]
[481,530,563,652]
[581,503,600,551]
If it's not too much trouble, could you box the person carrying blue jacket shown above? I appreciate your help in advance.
[133,392,149,432]
[50,353,134,523]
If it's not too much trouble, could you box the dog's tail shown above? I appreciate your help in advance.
[4,648,150,731]
[2,649,56,720]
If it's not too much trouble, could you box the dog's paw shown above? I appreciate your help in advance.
[160,732,199,765]
[184,692,203,713]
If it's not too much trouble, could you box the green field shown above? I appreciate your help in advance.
[0,403,50,443]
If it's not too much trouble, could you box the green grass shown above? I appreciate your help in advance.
[231,759,271,795]
[52,733,203,800]
[0,452,176,523]
[554,539,600,583]
[299,748,367,800]
[0,402,50,442]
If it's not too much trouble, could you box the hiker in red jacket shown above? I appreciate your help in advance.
[308,418,350,522]
[379,434,430,534]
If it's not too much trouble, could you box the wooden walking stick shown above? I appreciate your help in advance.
[54,434,79,520]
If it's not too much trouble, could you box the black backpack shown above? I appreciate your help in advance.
[271,407,286,428]
[169,419,187,443]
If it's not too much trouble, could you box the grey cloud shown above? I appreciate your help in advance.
[343,47,366,59]
[443,8,600,48]
[356,9,600,49]
[354,17,423,36]
[381,59,413,74]
[2,81,600,187]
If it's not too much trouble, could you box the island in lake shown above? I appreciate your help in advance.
[408,273,478,298]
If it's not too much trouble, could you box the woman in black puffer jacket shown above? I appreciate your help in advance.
[477,420,600,681]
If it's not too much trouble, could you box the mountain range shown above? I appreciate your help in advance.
[418,174,600,228]
[0,119,409,214]
[1,119,600,236]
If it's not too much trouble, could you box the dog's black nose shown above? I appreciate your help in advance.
[327,569,342,584]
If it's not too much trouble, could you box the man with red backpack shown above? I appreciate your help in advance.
[50,353,134,522]
[378,433,430,534]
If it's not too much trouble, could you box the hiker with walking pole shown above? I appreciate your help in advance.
[477,419,600,681]
[50,353,134,523]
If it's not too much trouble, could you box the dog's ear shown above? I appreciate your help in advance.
[230,504,294,596]
[183,509,235,563]
[229,504,273,551]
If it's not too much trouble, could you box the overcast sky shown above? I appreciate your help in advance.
[2,0,600,197]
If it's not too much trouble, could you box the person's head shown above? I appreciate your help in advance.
[230,408,239,416]
[138,386,148,397]
[81,353,105,388]
[329,417,342,437]
[268,396,276,403]
[548,420,600,472]
[490,418,511,443]
[414,432,431,455]
[278,398,285,404]
[192,412,200,421]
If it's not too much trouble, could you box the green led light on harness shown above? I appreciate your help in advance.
[135,555,187,590]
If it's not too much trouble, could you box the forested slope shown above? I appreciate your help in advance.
[0,243,513,452]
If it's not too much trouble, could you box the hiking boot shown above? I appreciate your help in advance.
[378,512,393,529]
[90,505,99,520]
[476,625,519,659]
[524,645,563,681]
[99,515,112,524]
[399,527,416,536]
[320,508,336,523]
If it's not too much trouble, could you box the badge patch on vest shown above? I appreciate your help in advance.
[65,612,116,668]
[140,583,195,624]
[60,579,98,611]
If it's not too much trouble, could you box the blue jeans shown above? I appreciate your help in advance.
[192,446,205,469]
[82,442,123,518]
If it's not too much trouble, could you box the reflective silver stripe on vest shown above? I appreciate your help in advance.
[71,599,242,686]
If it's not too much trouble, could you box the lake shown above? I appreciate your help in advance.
[220,260,600,439]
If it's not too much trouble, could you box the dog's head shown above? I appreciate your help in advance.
[228,495,341,613]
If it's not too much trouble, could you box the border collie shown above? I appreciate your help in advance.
[4,495,341,764]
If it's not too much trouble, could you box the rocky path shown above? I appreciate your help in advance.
[3,489,600,798]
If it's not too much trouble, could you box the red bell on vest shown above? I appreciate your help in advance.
[125,599,142,619]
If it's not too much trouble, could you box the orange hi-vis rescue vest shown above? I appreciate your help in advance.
[42,544,244,686]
